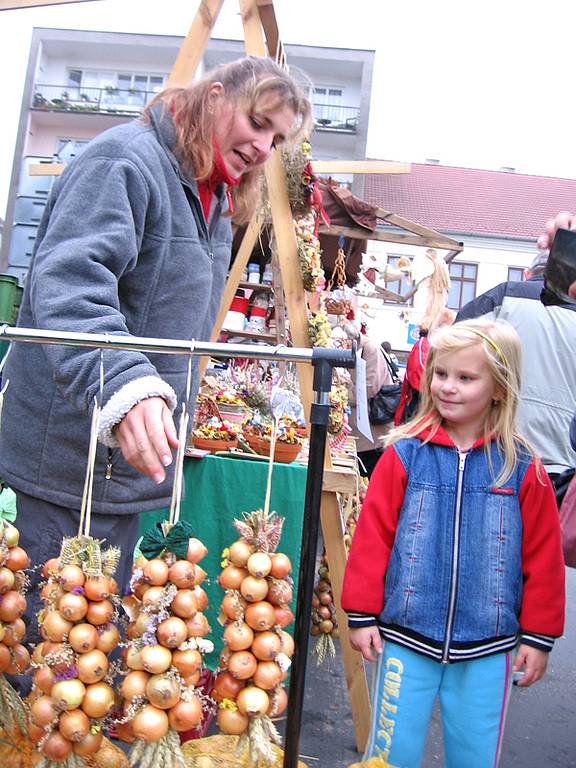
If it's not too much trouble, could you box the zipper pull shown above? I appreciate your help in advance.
[105,448,113,480]
[458,451,467,471]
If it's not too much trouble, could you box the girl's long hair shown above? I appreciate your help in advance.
[144,57,312,224]
[385,318,541,486]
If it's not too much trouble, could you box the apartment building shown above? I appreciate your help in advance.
[0,27,375,281]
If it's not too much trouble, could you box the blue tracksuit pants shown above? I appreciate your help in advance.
[364,641,514,768]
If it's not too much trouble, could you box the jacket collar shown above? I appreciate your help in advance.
[415,423,488,451]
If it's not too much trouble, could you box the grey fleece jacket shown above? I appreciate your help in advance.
[0,105,232,514]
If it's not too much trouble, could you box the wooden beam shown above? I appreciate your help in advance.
[319,223,461,251]
[0,0,99,8]
[376,207,462,249]
[313,160,411,175]
[166,0,225,87]
[240,0,267,57]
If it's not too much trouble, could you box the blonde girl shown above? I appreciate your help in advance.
[342,319,564,768]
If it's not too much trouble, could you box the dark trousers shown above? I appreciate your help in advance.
[9,491,140,694]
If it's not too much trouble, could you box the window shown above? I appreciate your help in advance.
[65,68,166,106]
[56,139,90,163]
[447,262,478,309]
[313,86,343,124]
[508,266,524,282]
[383,254,413,303]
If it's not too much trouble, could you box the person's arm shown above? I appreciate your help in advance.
[342,446,407,620]
[455,282,507,321]
[29,154,178,480]
[517,459,566,651]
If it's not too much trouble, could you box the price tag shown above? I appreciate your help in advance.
[355,349,373,442]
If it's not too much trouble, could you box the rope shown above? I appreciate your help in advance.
[327,246,347,291]
[263,419,278,517]
[78,396,101,538]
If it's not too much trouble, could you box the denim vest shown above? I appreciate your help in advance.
[380,438,531,662]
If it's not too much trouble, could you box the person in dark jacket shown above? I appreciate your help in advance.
[456,249,576,499]
[0,58,311,651]
[342,319,564,768]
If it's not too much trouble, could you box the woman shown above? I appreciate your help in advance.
[0,57,311,641]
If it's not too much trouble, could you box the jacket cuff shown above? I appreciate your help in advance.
[519,631,556,653]
[346,612,378,629]
[98,376,178,448]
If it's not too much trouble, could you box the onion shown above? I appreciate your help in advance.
[2,617,26,646]
[217,706,249,735]
[59,564,85,591]
[0,645,10,673]
[168,697,203,731]
[240,575,269,603]
[42,610,73,642]
[192,585,209,611]
[146,673,181,710]
[157,615,188,648]
[4,546,30,571]
[253,660,283,690]
[181,669,201,687]
[269,553,292,579]
[0,566,16,594]
[31,694,57,726]
[211,670,245,702]
[251,630,282,661]
[73,729,103,756]
[132,704,169,742]
[1,521,20,548]
[34,665,55,694]
[246,552,272,579]
[77,648,109,684]
[168,560,196,589]
[125,645,144,671]
[42,557,61,578]
[236,685,270,716]
[6,643,30,674]
[51,679,86,711]
[81,681,115,718]
[143,558,169,586]
[221,592,247,621]
[141,585,166,610]
[267,685,288,717]
[83,576,112,602]
[228,540,253,568]
[228,650,258,680]
[41,582,64,604]
[133,611,153,638]
[218,565,248,591]
[186,537,208,564]
[245,601,276,631]
[318,605,332,620]
[0,590,27,622]
[223,621,254,651]
[171,647,202,675]
[274,605,294,628]
[59,708,90,742]
[120,669,150,701]
[192,565,207,586]
[319,619,334,633]
[58,592,88,622]
[28,722,45,744]
[85,598,114,626]
[319,592,333,606]
[267,579,293,606]
[96,623,120,653]
[171,588,198,619]
[279,630,295,656]
[185,612,210,638]
[41,731,73,761]
[68,622,99,654]
[140,644,172,674]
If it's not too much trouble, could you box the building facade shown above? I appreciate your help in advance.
[0,27,375,281]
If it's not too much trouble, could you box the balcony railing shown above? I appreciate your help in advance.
[313,103,359,133]
[31,84,157,115]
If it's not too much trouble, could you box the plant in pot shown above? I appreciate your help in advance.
[242,412,304,463]
[192,417,239,453]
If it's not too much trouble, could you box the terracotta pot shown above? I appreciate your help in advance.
[192,436,238,453]
[244,433,301,463]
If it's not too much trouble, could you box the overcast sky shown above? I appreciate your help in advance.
[1,0,575,217]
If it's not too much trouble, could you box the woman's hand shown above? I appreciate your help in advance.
[115,397,179,483]
[512,643,548,687]
[349,626,383,662]
[536,211,576,298]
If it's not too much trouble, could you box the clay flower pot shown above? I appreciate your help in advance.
[244,433,301,463]
[192,436,238,454]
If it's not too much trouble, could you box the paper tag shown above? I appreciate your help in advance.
[355,350,373,442]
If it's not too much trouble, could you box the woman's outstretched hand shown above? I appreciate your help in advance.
[115,396,179,483]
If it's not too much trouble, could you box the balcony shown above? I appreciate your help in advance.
[313,103,359,133]
[31,84,156,116]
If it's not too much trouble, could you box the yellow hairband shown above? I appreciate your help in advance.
[468,328,509,369]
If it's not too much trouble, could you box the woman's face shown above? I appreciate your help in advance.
[211,85,296,178]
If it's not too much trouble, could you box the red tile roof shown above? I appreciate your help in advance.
[362,163,576,239]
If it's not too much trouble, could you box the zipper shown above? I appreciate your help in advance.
[441,449,468,663]
[105,448,113,480]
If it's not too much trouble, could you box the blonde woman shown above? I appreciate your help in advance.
[342,319,564,768]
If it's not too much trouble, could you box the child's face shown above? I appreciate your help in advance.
[430,344,497,435]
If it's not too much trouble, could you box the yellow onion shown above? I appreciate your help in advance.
[240,576,269,603]
[0,644,9,673]
[246,552,272,579]
[251,630,282,661]
[4,546,30,571]
[218,565,248,591]
[31,694,57,726]
[96,623,120,653]
[245,601,276,631]
[228,540,253,568]
[132,704,170,742]
[0,566,16,594]
[269,553,292,579]
[121,669,150,701]
[6,643,30,674]
[168,559,196,589]
[146,673,181,710]
[141,585,166,610]
[58,592,88,622]
[192,585,209,611]
[168,697,203,731]
[41,731,73,761]
[2,617,26,646]
[236,685,270,716]
[186,537,208,564]
[51,679,86,711]
[171,588,198,619]
[140,644,172,674]
[68,622,99,653]
[228,650,258,681]
[267,686,288,717]
[157,615,188,648]
[185,612,210,638]
[59,564,85,591]
[59,708,91,742]
[223,621,254,651]
[211,670,246,703]
[143,558,169,586]
[73,729,103,756]
[172,648,202,676]
[0,590,27,622]
[83,575,112,602]
[81,681,115,718]
[85,598,114,626]
[221,592,247,621]
[76,648,109,684]
[217,706,249,735]
[253,660,283,690]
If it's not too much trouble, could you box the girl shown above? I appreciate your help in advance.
[342,319,565,768]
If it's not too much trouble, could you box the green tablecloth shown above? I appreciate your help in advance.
[140,454,307,669]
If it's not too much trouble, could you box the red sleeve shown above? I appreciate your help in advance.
[341,446,407,616]
[518,460,566,637]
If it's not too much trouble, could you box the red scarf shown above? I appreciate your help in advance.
[197,145,240,222]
